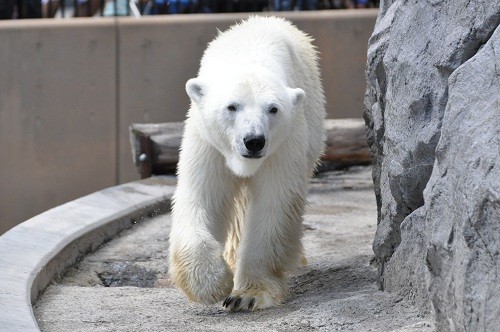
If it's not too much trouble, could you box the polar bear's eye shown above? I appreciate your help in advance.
[227,104,237,112]
[269,106,278,114]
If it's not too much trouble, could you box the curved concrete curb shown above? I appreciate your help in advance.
[0,176,175,331]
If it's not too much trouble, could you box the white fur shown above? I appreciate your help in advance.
[169,16,325,311]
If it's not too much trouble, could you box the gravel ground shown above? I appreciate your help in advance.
[34,166,433,331]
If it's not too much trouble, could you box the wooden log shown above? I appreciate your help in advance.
[129,118,370,178]
[129,122,184,178]
[323,118,371,164]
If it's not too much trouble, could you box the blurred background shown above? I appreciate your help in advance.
[1,0,378,18]
[0,3,378,234]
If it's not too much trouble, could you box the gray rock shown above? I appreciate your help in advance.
[425,26,499,331]
[364,0,500,330]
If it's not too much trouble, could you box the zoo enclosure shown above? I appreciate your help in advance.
[0,10,377,234]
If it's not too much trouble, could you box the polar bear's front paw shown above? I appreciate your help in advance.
[222,284,286,312]
[170,248,233,305]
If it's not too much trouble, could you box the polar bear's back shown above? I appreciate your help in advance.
[199,17,319,86]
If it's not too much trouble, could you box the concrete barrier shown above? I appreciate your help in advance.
[0,176,174,331]
[0,10,377,234]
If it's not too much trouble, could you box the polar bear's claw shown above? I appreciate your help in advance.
[222,286,284,312]
[222,296,234,308]
[247,298,256,310]
[223,295,254,312]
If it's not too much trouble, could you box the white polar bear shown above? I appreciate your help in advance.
[169,16,325,311]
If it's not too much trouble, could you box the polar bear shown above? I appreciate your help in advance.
[169,16,325,311]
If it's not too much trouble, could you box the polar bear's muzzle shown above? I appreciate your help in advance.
[242,134,265,159]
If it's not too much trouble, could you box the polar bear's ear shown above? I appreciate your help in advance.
[186,78,205,103]
[287,87,305,108]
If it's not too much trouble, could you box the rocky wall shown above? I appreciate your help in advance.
[364,0,499,330]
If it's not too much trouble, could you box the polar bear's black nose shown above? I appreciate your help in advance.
[244,135,266,153]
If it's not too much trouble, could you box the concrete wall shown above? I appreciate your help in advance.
[0,20,117,235]
[0,10,377,235]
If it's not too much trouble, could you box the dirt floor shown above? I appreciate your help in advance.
[34,166,433,331]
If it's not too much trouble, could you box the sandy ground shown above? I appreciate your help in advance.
[34,166,433,331]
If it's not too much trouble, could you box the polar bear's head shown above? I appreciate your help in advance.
[186,71,304,177]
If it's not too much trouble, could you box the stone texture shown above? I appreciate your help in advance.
[364,0,499,330]
[425,28,499,328]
